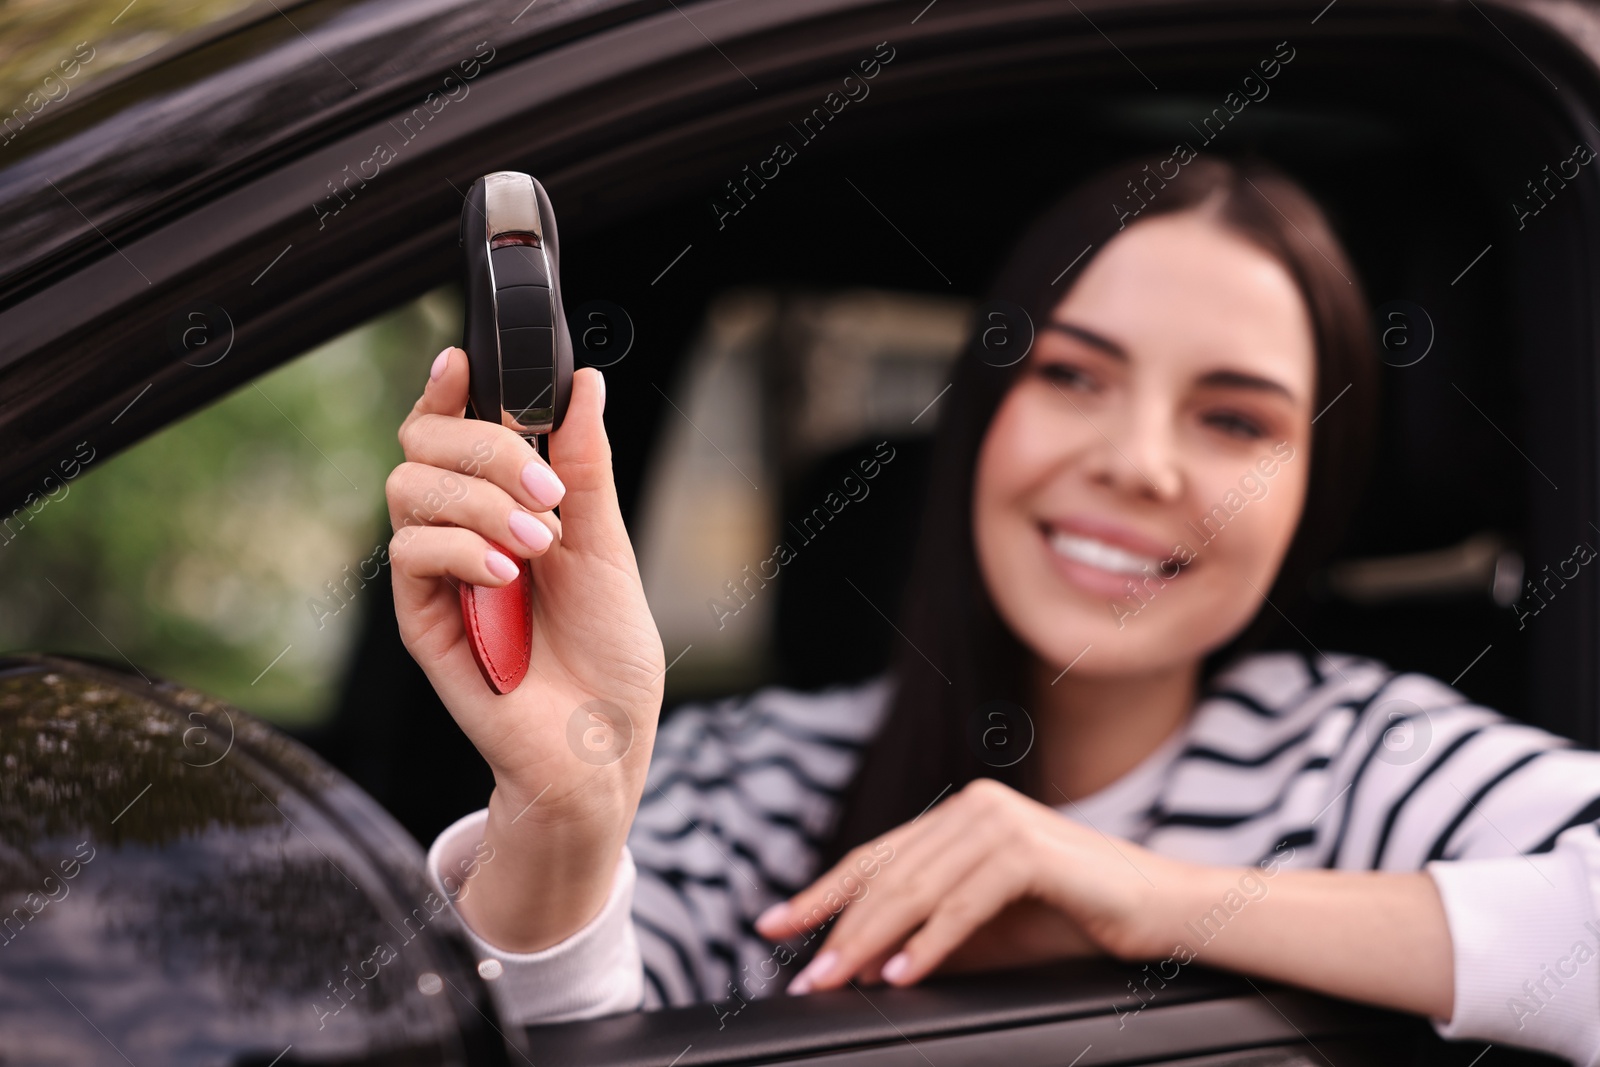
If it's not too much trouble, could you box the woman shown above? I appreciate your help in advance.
[384,153,1600,1063]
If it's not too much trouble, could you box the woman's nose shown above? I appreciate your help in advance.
[1084,406,1183,502]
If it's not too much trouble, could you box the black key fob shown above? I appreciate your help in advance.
[460,171,573,437]
[456,171,573,694]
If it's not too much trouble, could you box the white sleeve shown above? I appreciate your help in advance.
[425,808,644,1025]
[1426,823,1600,1065]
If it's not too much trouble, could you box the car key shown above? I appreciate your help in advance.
[458,171,574,694]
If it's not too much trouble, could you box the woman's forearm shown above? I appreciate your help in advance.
[1156,866,1454,1020]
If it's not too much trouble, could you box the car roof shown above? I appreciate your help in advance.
[5,0,1595,484]
[0,0,631,300]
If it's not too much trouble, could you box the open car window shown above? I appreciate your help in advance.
[0,287,456,727]
[0,280,966,728]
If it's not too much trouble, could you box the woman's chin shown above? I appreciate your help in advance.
[1010,594,1209,678]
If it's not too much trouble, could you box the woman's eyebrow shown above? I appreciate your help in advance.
[1042,321,1126,360]
[1197,369,1297,401]
[1043,321,1299,402]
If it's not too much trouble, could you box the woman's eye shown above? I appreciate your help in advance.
[1037,361,1097,392]
[1203,410,1266,440]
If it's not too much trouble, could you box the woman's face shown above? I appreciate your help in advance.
[973,209,1316,677]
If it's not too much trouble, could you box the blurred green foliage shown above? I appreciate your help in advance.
[0,287,461,727]
[0,0,262,110]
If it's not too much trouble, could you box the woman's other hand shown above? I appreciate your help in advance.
[754,778,1189,993]
[757,778,1454,1023]
[386,347,666,951]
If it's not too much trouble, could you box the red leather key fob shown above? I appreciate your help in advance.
[458,172,573,694]
[459,541,533,695]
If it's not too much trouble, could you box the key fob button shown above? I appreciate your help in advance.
[490,245,548,288]
[495,284,553,329]
[499,325,553,371]
[501,367,554,418]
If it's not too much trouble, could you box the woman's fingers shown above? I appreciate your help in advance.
[390,524,527,588]
[405,346,470,423]
[759,785,974,943]
[768,782,1067,994]
[398,346,568,514]
[400,411,566,515]
[545,367,629,556]
[756,832,908,942]
[877,859,1020,986]
[790,815,997,992]
[400,356,621,562]
[386,460,561,558]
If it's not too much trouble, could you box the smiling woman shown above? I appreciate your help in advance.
[386,153,1600,1064]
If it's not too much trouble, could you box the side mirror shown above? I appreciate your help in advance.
[0,654,529,1066]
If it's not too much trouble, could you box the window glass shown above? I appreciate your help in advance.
[0,286,458,727]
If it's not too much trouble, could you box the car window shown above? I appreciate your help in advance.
[0,286,457,727]
[0,279,968,730]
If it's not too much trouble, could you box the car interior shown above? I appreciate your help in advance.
[2,0,1597,1063]
[318,20,1600,850]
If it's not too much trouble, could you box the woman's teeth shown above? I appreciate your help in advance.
[1047,529,1161,575]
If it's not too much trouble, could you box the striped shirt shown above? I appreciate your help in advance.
[427,650,1600,1064]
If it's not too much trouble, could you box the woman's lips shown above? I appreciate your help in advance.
[1046,514,1173,559]
[1039,520,1189,600]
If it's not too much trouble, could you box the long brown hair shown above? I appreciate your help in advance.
[823,151,1380,863]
